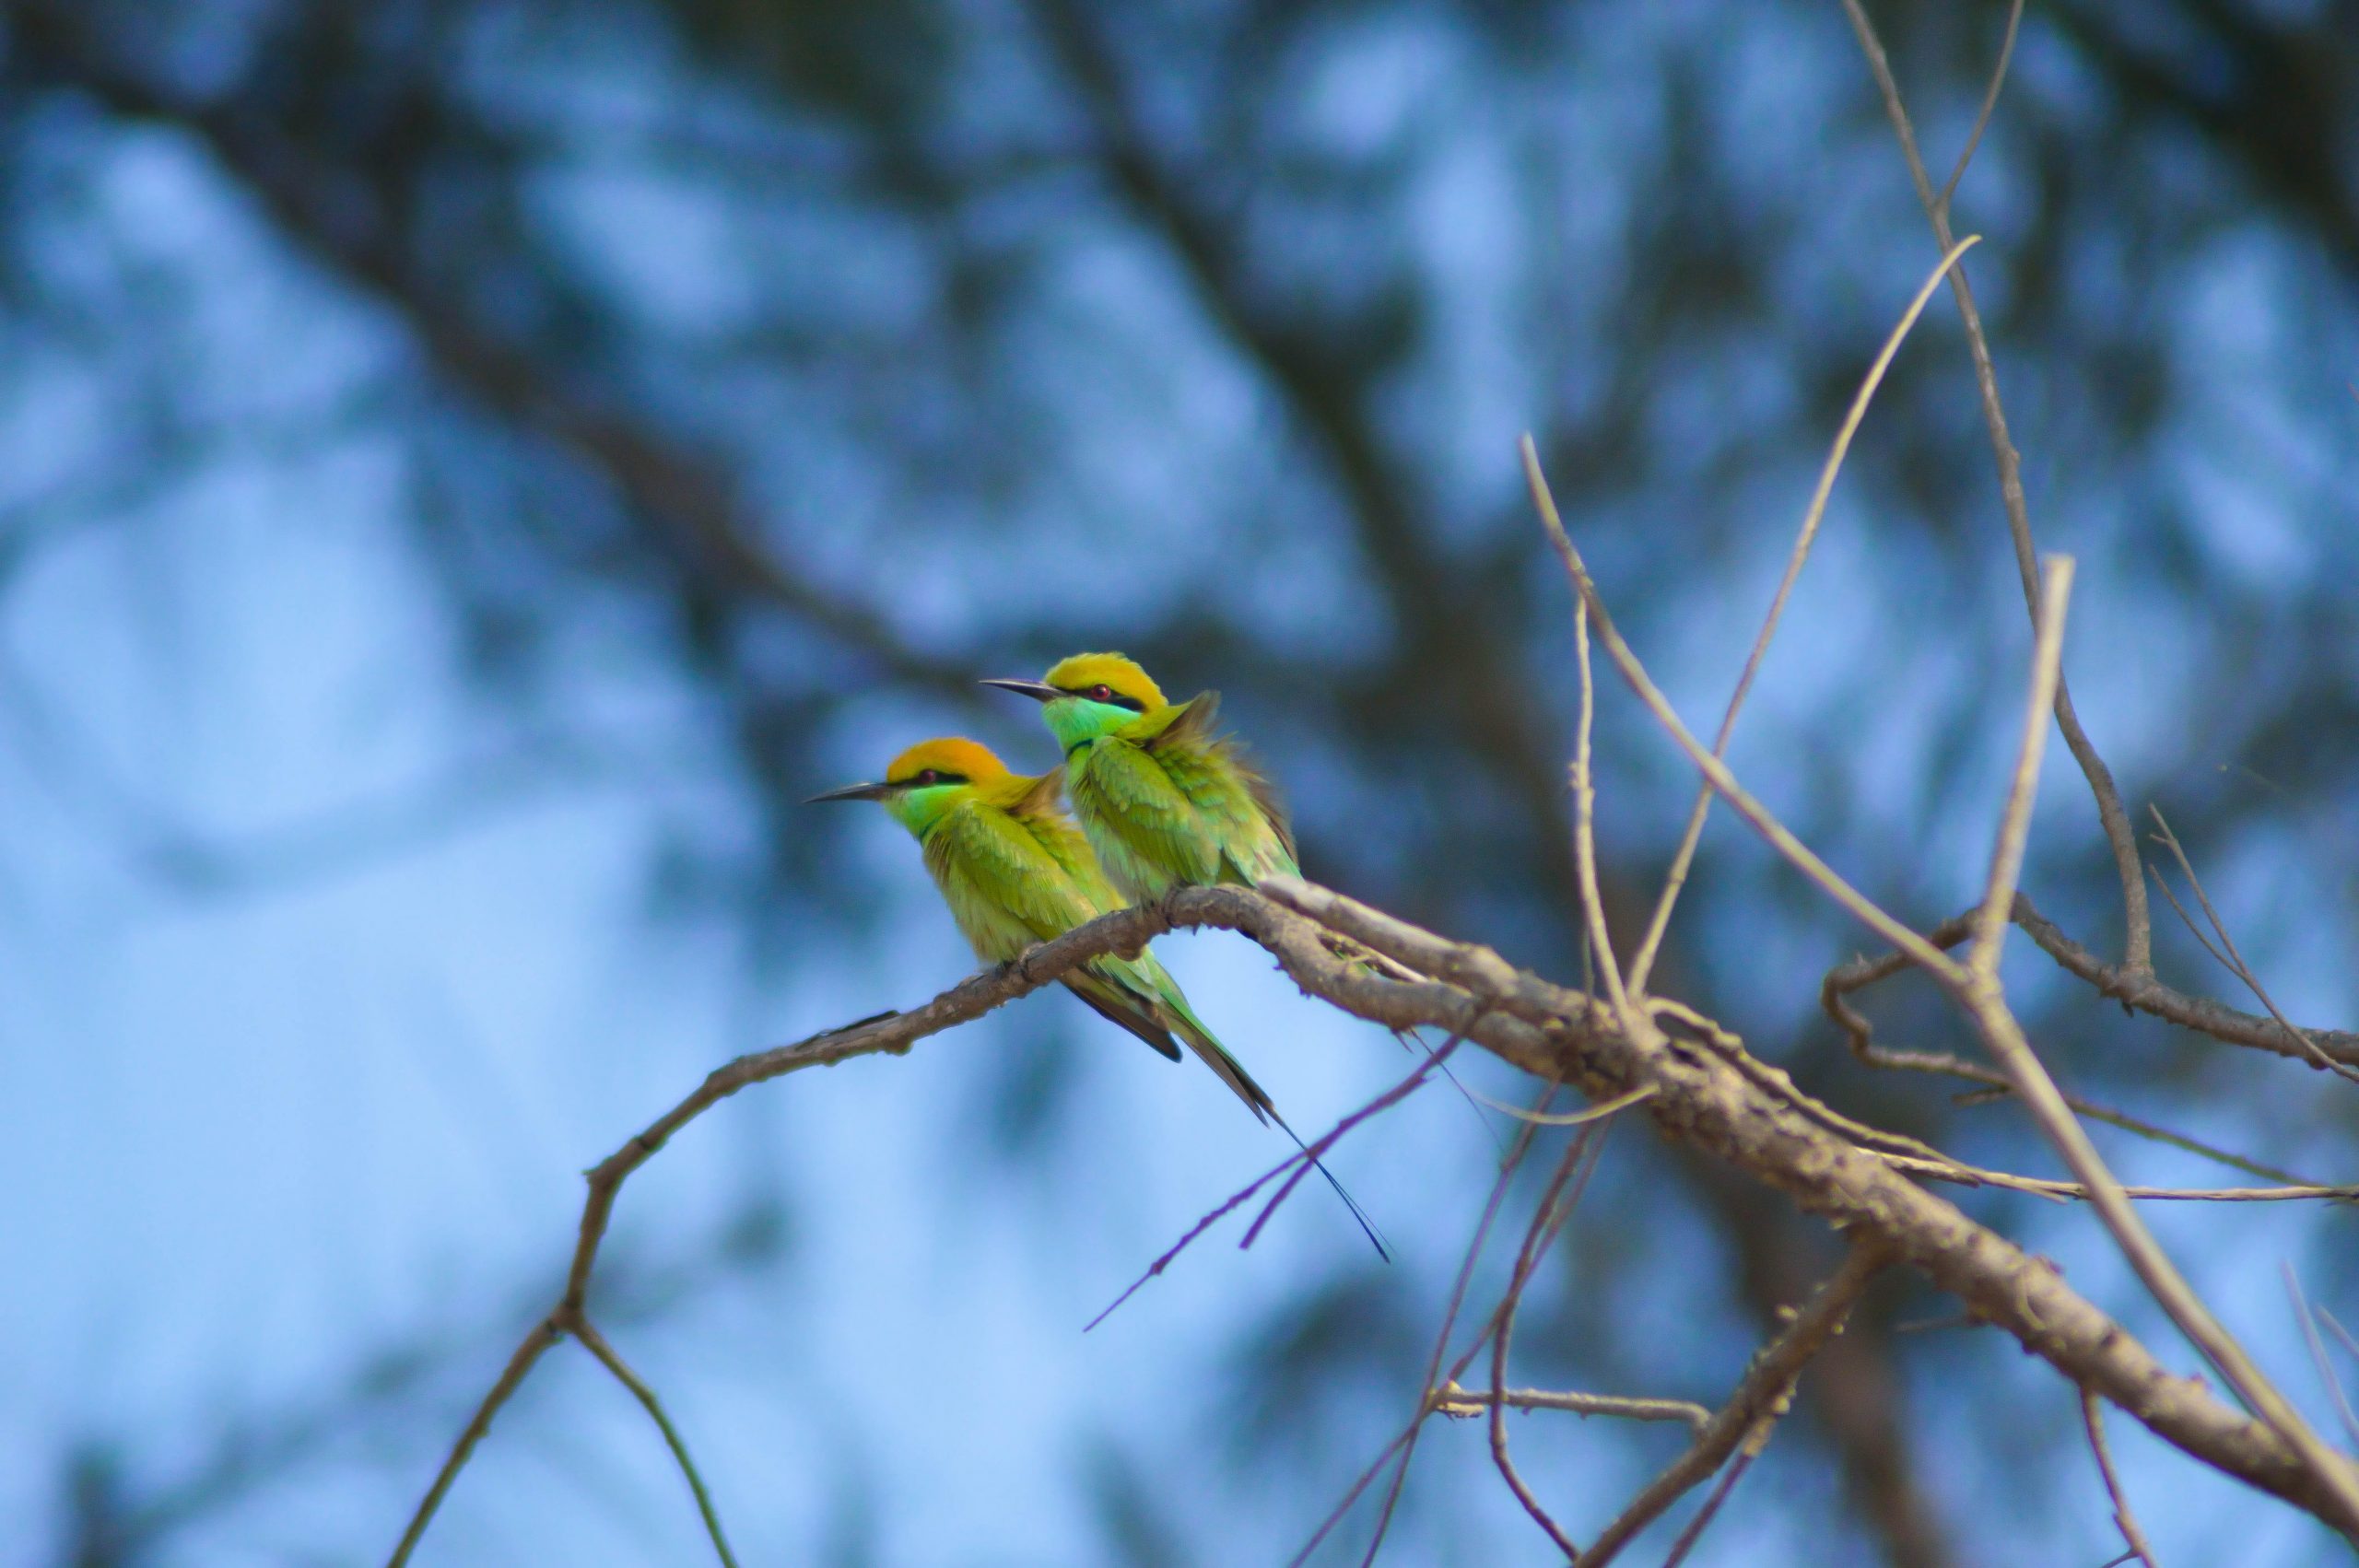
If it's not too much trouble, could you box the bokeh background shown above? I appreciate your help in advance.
[6,1,2359,1562]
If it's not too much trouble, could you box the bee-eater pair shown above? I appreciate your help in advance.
[811,653,1379,1256]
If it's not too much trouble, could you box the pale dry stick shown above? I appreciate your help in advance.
[1966,555,2071,974]
[1573,1237,1892,1568]
[571,1316,739,1568]
[1934,0,2026,218]
[2146,809,2359,1086]
[1839,0,2153,978]
[2283,1265,2359,1451]
[1524,434,1964,977]
[1522,441,2359,1530]
[2083,1389,2163,1568]
[1569,591,1645,1045]
[1091,1034,1461,1332]
[386,1320,564,1567]
[1431,1383,1708,1432]
[1625,234,1982,996]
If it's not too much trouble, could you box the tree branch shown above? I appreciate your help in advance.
[370,870,2359,1560]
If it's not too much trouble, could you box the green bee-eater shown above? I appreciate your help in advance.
[980,653,1296,902]
[809,736,1381,1255]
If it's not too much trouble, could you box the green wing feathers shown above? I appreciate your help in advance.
[1066,738,1221,896]
[920,802,1104,959]
[918,790,1269,1094]
[1094,689,1298,887]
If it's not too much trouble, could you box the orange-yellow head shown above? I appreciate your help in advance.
[806,736,1039,837]
[980,652,1169,751]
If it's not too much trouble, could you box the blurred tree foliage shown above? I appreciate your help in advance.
[7,1,2359,1562]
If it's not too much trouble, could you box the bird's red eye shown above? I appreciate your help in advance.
[915,769,938,785]
[1089,685,1114,701]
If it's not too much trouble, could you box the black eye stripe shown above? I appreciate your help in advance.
[1053,685,1145,712]
[901,769,966,787]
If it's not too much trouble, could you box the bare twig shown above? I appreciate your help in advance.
[1295,1078,1559,1568]
[1658,1448,1757,1568]
[1490,1131,1604,1560]
[1461,1082,1659,1127]
[1825,911,2352,1182]
[385,1322,565,1567]
[1839,0,2153,978]
[2146,810,2359,1086]
[1570,594,1643,1043]
[2083,1389,2162,1568]
[2012,893,2359,1070]
[1431,1383,1709,1433]
[1625,234,1981,995]
[571,1317,740,1568]
[1936,0,2027,217]
[1968,554,2071,975]
[1872,1150,2357,1205]
[1575,1238,1891,1567]
[1242,1038,1459,1249]
[2284,1265,2359,1451]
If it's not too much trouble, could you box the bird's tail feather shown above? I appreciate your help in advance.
[1266,1109,1391,1262]
[1163,1005,1389,1262]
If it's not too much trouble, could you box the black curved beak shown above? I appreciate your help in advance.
[805,780,893,804]
[980,677,1061,704]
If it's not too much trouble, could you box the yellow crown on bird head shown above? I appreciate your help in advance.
[884,736,1013,788]
[1041,652,1167,712]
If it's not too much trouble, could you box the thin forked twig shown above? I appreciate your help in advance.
[1293,1076,1560,1568]
[1089,1035,1461,1332]
[1823,911,2346,1186]
[1625,234,1981,995]
[2083,1389,2163,1568]
[1490,1129,1605,1561]
[1839,0,2153,977]
[572,1316,740,1568]
[2146,809,2359,1086]
[1521,442,2359,1532]
[1574,1238,1891,1567]
[1244,1037,1460,1250]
